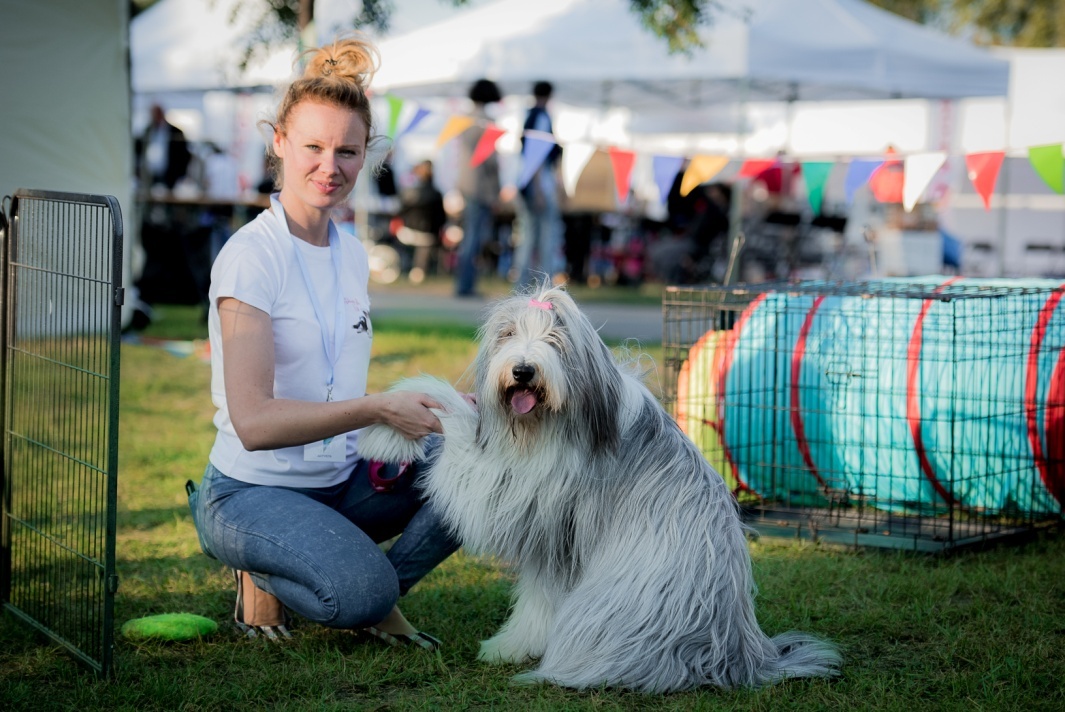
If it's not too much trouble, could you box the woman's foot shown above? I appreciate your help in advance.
[362,605,441,650]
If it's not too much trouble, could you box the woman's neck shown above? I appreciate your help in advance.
[277,192,330,246]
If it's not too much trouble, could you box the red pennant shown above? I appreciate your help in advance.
[469,124,506,168]
[608,147,636,203]
[965,151,1006,211]
[738,159,775,178]
[868,146,903,204]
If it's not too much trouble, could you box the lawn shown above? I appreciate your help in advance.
[1,305,1063,711]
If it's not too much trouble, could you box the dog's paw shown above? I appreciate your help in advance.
[357,423,427,464]
[477,633,537,665]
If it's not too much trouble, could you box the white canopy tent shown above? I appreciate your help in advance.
[373,0,1010,111]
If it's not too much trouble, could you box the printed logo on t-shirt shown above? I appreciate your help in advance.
[346,298,372,337]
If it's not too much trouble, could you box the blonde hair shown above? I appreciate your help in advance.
[261,35,380,188]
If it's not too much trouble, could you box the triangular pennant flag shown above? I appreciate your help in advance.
[561,141,596,197]
[652,155,685,204]
[470,123,506,168]
[386,95,404,140]
[607,147,637,204]
[965,151,1006,210]
[738,158,775,179]
[518,134,558,189]
[1028,144,1064,194]
[398,107,431,139]
[435,115,474,148]
[844,158,884,204]
[800,161,835,216]
[902,151,947,212]
[681,155,729,197]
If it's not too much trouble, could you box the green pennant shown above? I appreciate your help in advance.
[1027,144,1064,194]
[386,95,404,141]
[801,161,835,215]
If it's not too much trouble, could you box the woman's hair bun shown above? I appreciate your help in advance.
[301,35,379,90]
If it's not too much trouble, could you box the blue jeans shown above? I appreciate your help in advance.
[514,193,562,289]
[195,454,459,630]
[455,199,493,296]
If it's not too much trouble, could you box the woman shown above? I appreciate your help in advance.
[193,35,457,648]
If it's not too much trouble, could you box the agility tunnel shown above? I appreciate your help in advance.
[673,278,1065,519]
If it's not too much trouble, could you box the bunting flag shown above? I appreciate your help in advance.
[801,161,835,216]
[738,158,776,179]
[386,95,404,140]
[902,151,947,212]
[681,154,729,197]
[1028,144,1064,194]
[399,107,431,139]
[608,147,637,204]
[435,115,474,148]
[844,158,884,204]
[965,151,1006,210]
[518,131,558,189]
[561,141,596,197]
[469,123,506,167]
[652,155,685,204]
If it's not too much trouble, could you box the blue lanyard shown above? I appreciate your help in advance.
[273,198,346,398]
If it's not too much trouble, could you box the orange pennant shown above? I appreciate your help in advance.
[435,115,474,148]
[965,151,1006,211]
[680,155,729,197]
[470,124,505,168]
[608,147,636,203]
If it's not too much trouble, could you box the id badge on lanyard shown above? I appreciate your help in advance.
[270,197,349,463]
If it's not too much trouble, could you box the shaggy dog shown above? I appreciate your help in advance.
[358,285,840,693]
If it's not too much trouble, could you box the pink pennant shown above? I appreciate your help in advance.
[470,124,506,168]
[608,147,636,204]
[965,151,1006,211]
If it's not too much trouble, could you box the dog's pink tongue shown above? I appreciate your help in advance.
[511,388,537,414]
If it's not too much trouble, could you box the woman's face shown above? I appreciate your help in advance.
[273,99,368,215]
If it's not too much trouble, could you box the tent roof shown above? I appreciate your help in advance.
[131,0,296,92]
[373,0,1009,108]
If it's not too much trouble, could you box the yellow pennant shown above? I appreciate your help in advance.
[435,115,475,148]
[680,155,729,196]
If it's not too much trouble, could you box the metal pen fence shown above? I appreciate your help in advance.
[1,189,123,676]
[663,279,1065,552]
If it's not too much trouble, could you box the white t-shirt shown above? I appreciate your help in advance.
[207,196,374,487]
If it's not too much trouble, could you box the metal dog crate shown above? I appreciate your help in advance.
[663,279,1065,552]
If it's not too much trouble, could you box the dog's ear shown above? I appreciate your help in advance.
[557,297,624,453]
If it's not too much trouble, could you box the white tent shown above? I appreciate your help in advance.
[373,0,1009,110]
[131,0,296,93]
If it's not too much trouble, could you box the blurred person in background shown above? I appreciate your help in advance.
[395,160,447,283]
[454,78,503,297]
[513,80,564,289]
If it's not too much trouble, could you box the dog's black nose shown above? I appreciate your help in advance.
[512,363,535,384]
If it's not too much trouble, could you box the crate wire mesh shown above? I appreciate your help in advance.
[663,279,1065,552]
[1,190,123,676]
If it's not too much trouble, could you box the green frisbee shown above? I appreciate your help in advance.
[121,613,219,641]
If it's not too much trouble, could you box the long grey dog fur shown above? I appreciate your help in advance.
[357,284,841,693]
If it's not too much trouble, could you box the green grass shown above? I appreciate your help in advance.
[1,309,1064,711]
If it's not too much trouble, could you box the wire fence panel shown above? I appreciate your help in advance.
[1,190,123,676]
[664,279,1065,553]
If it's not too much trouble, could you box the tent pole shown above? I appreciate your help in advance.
[996,93,1013,277]
[724,77,749,286]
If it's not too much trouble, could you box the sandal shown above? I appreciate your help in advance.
[233,569,293,641]
[363,625,442,651]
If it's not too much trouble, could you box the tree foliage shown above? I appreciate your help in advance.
[869,0,1065,47]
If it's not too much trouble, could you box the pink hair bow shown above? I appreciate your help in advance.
[528,299,553,311]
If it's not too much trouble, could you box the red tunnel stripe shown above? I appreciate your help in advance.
[790,295,828,489]
[718,293,767,494]
[1045,348,1065,507]
[906,277,962,506]
[1026,286,1065,507]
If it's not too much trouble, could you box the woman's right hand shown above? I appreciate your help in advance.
[376,391,443,440]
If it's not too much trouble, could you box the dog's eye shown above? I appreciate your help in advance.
[500,328,514,339]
